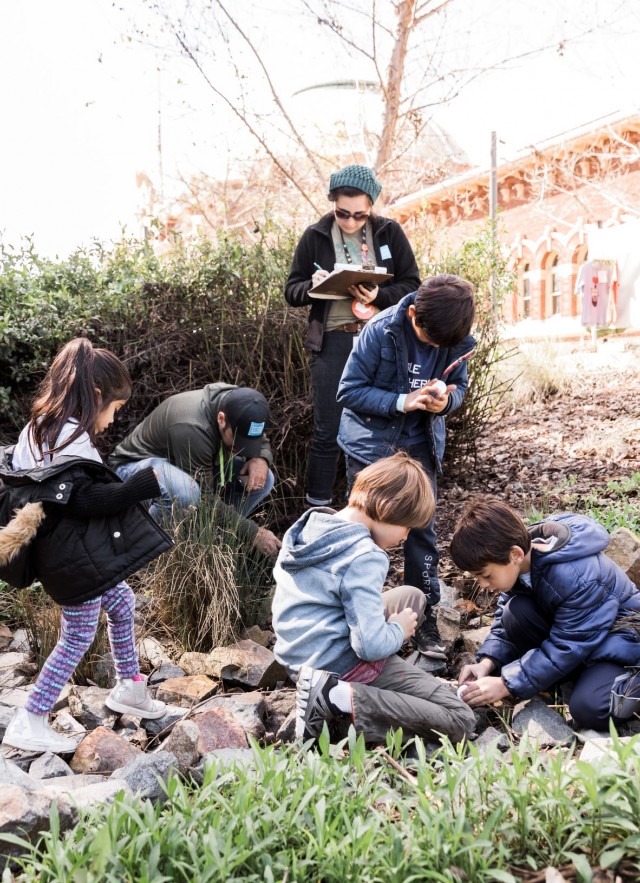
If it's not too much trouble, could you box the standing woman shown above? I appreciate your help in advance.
[285,165,421,507]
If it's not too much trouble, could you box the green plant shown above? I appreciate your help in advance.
[7,731,640,881]
[139,501,274,653]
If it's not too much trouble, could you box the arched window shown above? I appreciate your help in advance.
[551,255,562,315]
[521,262,532,318]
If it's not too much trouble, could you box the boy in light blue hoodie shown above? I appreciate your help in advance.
[272,452,475,744]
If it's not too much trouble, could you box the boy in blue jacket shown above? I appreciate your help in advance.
[450,499,640,730]
[337,274,476,659]
[272,452,475,745]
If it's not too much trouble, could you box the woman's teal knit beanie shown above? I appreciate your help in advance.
[329,164,382,204]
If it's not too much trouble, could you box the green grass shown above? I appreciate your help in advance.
[528,471,640,534]
[5,729,640,882]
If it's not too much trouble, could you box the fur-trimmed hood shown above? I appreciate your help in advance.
[0,502,45,566]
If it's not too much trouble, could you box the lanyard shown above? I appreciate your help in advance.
[218,444,233,488]
[339,225,372,268]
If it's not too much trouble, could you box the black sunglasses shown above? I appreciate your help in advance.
[334,208,370,221]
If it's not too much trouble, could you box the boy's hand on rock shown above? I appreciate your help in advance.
[458,659,494,685]
[253,527,282,557]
[389,607,418,640]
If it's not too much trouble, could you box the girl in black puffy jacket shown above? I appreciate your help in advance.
[0,338,172,754]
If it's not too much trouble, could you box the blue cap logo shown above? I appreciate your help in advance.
[248,421,265,437]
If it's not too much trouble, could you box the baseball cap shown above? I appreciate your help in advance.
[222,388,271,459]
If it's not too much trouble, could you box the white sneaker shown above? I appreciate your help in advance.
[2,708,79,754]
[105,677,166,719]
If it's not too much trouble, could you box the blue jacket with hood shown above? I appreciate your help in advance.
[478,514,640,698]
[271,507,405,676]
[336,292,475,471]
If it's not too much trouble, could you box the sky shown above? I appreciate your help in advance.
[1,0,639,258]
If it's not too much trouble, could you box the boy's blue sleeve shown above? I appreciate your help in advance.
[441,359,469,417]
[336,323,399,418]
[339,554,405,661]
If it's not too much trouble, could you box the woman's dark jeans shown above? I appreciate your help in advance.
[307,330,358,504]
[500,593,640,730]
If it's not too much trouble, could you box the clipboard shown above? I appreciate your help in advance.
[310,267,392,299]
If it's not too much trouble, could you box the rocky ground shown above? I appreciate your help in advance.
[2,340,640,856]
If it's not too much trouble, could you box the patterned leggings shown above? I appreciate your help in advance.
[26,581,140,715]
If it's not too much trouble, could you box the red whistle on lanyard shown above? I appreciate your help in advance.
[440,348,476,381]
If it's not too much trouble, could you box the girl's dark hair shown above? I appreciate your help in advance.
[413,274,475,346]
[30,338,132,458]
[327,186,374,204]
[450,498,531,573]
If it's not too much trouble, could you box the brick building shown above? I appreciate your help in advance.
[387,111,640,332]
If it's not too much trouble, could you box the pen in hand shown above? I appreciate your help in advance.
[313,263,323,271]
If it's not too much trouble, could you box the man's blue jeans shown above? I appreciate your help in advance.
[345,440,440,607]
[115,457,275,523]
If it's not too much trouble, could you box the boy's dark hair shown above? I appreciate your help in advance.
[413,274,475,346]
[348,451,434,529]
[450,498,531,572]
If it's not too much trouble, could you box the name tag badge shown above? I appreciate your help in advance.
[380,245,392,261]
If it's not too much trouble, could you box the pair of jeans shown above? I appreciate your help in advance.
[500,593,640,730]
[307,330,358,504]
[345,439,440,607]
[115,457,275,524]
[346,585,475,744]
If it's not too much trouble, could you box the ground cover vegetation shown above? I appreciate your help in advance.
[7,730,640,882]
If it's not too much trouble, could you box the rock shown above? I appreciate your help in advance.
[115,716,148,750]
[178,652,213,677]
[141,705,187,738]
[29,752,75,780]
[161,719,201,774]
[37,773,109,793]
[52,710,88,740]
[138,637,172,669]
[111,751,176,801]
[0,624,13,651]
[264,690,296,736]
[197,692,266,739]
[240,625,273,648]
[192,708,248,753]
[436,606,462,647]
[606,527,640,586]
[70,726,142,774]
[0,688,30,708]
[511,697,575,747]
[413,653,446,674]
[0,785,74,858]
[437,582,458,610]
[0,755,38,790]
[155,675,217,708]
[206,640,287,690]
[149,663,186,686]
[0,745,40,771]
[49,779,132,810]
[9,628,30,652]
[577,732,640,766]
[0,704,15,739]
[68,686,117,730]
[0,669,29,689]
[0,651,32,686]
[461,625,492,656]
[276,710,297,743]
[190,748,256,785]
[473,726,509,753]
[52,683,73,712]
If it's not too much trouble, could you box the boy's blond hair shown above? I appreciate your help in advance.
[348,452,434,528]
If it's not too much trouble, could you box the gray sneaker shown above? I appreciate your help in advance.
[2,708,79,754]
[412,613,447,660]
[105,677,166,719]
[295,667,341,740]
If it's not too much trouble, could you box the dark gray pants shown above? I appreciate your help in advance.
[347,586,475,745]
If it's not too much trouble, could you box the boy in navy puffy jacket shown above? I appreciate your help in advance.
[450,498,640,730]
